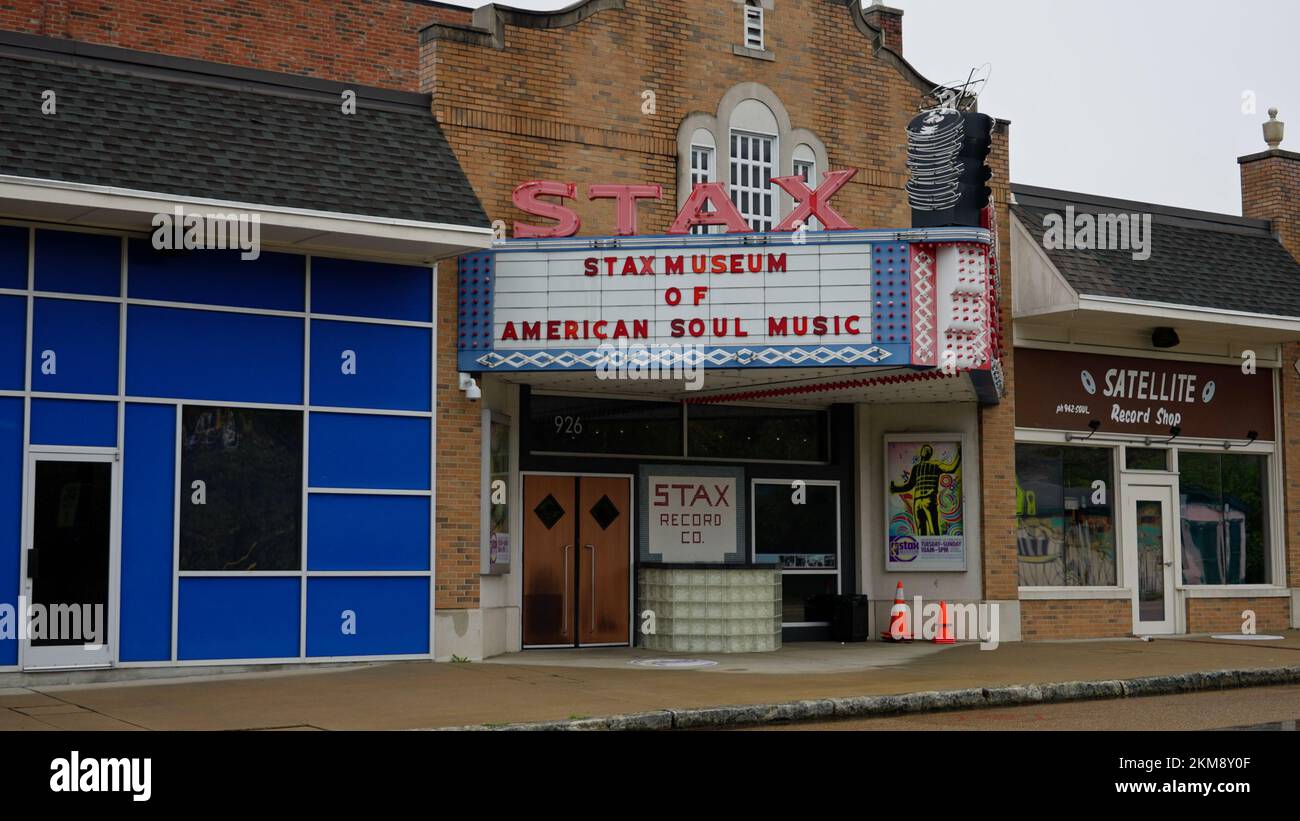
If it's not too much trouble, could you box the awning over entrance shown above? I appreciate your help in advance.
[457,228,1003,405]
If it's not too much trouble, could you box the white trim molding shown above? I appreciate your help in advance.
[0,175,493,263]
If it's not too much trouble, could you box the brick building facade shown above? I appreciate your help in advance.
[1,0,1296,667]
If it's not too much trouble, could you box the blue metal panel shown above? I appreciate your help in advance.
[29,399,117,447]
[311,257,431,323]
[0,225,27,291]
[309,320,431,412]
[308,413,430,490]
[0,296,25,391]
[127,239,305,311]
[871,242,911,348]
[0,399,22,665]
[34,230,120,296]
[307,494,430,571]
[120,404,175,662]
[456,252,494,360]
[31,298,120,396]
[178,577,300,660]
[126,305,303,404]
[306,577,429,657]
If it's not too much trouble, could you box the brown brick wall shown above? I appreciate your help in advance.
[424,0,1015,610]
[1185,597,1290,633]
[1241,153,1300,262]
[1021,599,1132,640]
[1,0,470,89]
[980,126,1016,602]
[1241,151,1300,591]
[435,263,480,609]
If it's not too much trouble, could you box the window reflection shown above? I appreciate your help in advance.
[1015,444,1117,587]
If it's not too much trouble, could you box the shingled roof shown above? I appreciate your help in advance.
[0,33,488,229]
[1011,184,1300,318]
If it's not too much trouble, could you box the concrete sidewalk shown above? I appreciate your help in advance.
[3,632,1299,730]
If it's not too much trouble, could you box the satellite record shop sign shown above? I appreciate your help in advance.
[455,178,996,374]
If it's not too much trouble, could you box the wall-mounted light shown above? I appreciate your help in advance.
[1151,327,1180,348]
[1223,430,1259,450]
[458,372,481,401]
[1066,419,1102,442]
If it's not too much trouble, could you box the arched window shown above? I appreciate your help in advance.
[676,83,830,233]
[728,99,779,232]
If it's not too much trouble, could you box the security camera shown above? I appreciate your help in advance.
[458,372,481,401]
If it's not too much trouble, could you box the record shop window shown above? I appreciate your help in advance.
[1178,451,1269,585]
[179,406,303,571]
[1015,444,1117,587]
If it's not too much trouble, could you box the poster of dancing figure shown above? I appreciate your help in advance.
[885,435,966,571]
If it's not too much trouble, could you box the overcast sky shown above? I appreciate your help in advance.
[441,0,1299,215]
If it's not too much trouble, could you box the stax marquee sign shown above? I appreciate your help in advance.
[454,175,1000,388]
[511,170,858,237]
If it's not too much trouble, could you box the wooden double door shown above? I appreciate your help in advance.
[523,475,631,647]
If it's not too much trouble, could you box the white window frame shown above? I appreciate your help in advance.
[689,143,717,235]
[729,129,776,233]
[792,152,818,230]
[743,4,764,51]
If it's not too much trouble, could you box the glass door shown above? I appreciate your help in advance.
[22,453,116,669]
[1126,484,1177,635]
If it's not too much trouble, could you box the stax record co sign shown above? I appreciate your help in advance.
[454,169,1001,399]
[1015,348,1276,440]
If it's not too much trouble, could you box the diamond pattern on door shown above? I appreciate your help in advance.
[533,493,565,530]
[589,494,621,530]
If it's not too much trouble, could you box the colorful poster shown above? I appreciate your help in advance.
[885,437,965,571]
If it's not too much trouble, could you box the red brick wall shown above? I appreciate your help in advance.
[1185,597,1290,633]
[1021,599,1131,639]
[0,0,470,89]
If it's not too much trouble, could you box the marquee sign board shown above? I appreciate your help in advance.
[1015,347,1276,440]
[456,228,998,387]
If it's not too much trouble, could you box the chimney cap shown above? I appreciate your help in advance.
[1264,108,1284,150]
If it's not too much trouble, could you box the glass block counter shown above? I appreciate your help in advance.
[637,564,782,653]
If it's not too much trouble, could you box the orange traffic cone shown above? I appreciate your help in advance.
[881,581,911,641]
[934,600,956,644]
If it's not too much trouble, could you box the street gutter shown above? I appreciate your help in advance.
[421,664,1300,731]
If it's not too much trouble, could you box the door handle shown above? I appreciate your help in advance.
[1162,560,1174,567]
[26,548,38,580]
[563,545,571,637]
[585,544,596,631]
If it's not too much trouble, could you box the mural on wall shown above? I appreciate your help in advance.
[885,437,965,571]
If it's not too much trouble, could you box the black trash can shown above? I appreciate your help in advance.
[831,595,870,642]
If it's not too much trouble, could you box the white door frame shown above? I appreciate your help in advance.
[19,448,121,670]
[1121,476,1181,635]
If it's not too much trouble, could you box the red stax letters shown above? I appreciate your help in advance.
[667,182,751,234]
[588,184,662,235]
[510,172,860,238]
[512,180,581,238]
[773,169,857,231]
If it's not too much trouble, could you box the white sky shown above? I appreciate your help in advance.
[438,0,1299,215]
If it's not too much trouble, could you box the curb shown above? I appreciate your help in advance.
[421,664,1300,731]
